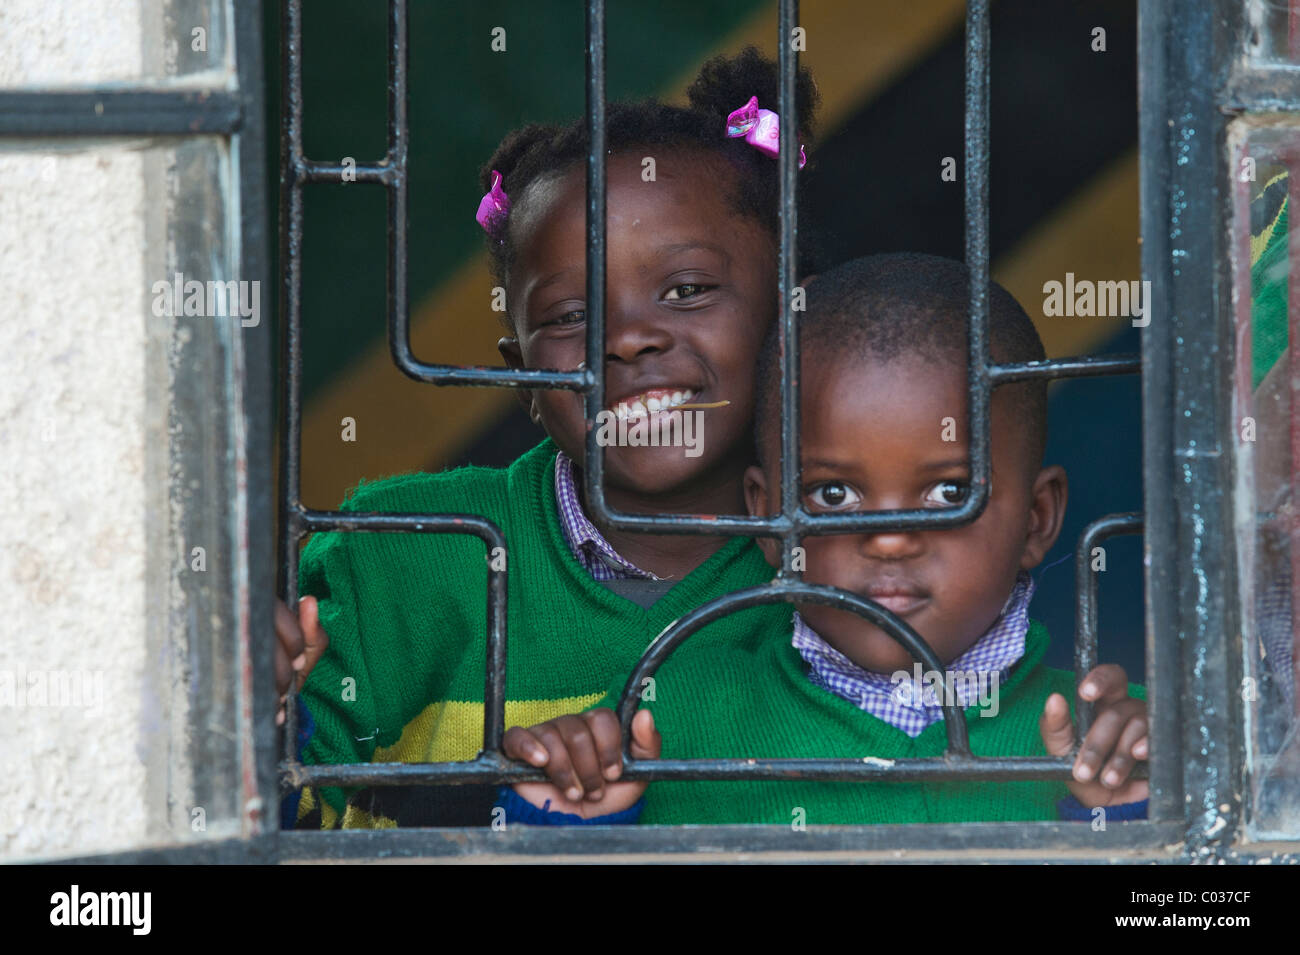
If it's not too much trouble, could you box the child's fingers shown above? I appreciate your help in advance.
[578,709,628,782]
[274,600,305,695]
[522,722,582,800]
[1096,713,1150,789]
[1078,664,1129,705]
[502,726,551,767]
[274,645,291,699]
[537,715,608,802]
[1038,693,1075,757]
[1072,702,1140,782]
[297,596,329,685]
[629,709,661,760]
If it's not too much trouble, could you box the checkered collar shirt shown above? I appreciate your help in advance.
[792,571,1037,738]
[553,450,662,581]
[556,446,1036,734]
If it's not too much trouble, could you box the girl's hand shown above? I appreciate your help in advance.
[274,596,330,726]
[503,708,661,819]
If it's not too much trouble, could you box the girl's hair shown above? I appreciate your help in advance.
[478,46,823,291]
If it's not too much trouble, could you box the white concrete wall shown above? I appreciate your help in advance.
[0,144,151,860]
[0,0,210,861]
[0,2,145,87]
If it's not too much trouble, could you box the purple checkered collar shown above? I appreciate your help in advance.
[792,571,1036,738]
[553,450,662,581]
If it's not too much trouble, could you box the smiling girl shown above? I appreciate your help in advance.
[276,47,823,829]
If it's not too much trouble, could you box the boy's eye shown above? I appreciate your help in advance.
[805,482,861,510]
[923,480,970,507]
[663,284,711,301]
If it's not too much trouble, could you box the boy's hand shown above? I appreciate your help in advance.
[1040,663,1149,808]
[274,596,330,727]
[503,708,661,819]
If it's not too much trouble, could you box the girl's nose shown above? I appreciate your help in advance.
[604,303,673,362]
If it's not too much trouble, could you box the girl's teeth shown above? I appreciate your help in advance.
[610,390,697,418]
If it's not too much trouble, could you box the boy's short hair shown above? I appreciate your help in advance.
[754,252,1048,472]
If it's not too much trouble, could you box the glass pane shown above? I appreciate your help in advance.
[0,136,251,859]
[1247,0,1300,63]
[1230,121,1300,839]
[0,0,231,88]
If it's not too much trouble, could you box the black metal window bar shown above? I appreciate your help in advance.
[278,0,1149,829]
[273,0,1288,862]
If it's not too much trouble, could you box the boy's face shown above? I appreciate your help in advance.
[745,352,1067,673]
[499,151,777,504]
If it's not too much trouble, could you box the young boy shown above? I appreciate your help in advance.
[499,253,1149,825]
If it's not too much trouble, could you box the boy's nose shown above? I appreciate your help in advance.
[858,528,926,561]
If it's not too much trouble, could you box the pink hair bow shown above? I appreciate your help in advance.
[725,95,807,168]
[476,169,511,241]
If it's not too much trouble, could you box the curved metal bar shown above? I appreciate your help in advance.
[281,510,511,763]
[614,582,970,757]
[1074,512,1144,742]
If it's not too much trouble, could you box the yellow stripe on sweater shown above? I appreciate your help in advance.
[294,784,341,830]
[298,693,607,828]
[347,695,607,829]
[342,804,398,829]
[371,693,608,763]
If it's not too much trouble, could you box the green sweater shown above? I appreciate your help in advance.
[296,438,791,826]
[608,618,1131,825]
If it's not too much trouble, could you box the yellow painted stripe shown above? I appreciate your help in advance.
[992,148,1141,362]
[659,0,967,130]
[300,266,516,507]
[301,0,967,507]
[1250,170,1288,264]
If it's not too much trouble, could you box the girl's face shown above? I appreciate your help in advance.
[498,150,778,504]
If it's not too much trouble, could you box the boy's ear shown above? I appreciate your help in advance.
[743,464,782,569]
[1019,464,1068,570]
[498,336,541,424]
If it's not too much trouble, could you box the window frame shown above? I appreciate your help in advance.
[32,0,1300,864]
[267,0,1297,863]
[0,0,277,858]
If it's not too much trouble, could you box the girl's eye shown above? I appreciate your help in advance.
[805,482,861,510]
[553,310,585,325]
[923,480,970,507]
[664,284,712,301]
